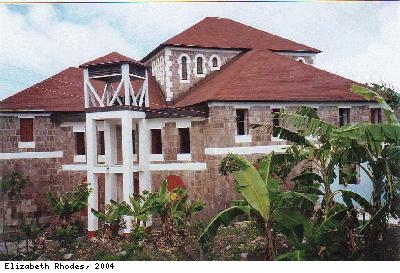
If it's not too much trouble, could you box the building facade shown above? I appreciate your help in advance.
[0,17,380,235]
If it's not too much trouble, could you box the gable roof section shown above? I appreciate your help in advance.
[0,66,166,112]
[173,50,366,107]
[142,17,320,62]
[80,52,145,68]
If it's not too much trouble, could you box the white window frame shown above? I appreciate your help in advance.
[209,54,221,71]
[194,54,207,78]
[178,53,191,83]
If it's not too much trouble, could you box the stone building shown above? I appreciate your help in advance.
[0,17,380,235]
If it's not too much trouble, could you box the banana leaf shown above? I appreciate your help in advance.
[199,206,251,244]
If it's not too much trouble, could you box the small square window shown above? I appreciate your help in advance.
[75,132,86,155]
[271,108,282,127]
[179,128,190,154]
[370,108,382,124]
[236,109,248,136]
[339,108,350,126]
[20,118,33,142]
[151,129,162,154]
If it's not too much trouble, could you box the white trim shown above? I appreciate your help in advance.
[97,155,105,163]
[18,141,35,149]
[177,153,192,161]
[296,57,307,64]
[62,162,207,172]
[205,145,290,156]
[178,53,191,83]
[271,136,285,142]
[62,164,87,171]
[275,51,316,57]
[0,151,63,160]
[149,162,206,171]
[235,135,252,143]
[74,155,86,163]
[175,120,191,128]
[150,154,164,161]
[208,101,380,108]
[148,120,166,129]
[208,54,221,71]
[86,110,145,120]
[194,53,207,77]
[169,46,241,54]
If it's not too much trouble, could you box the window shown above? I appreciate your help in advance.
[339,164,360,185]
[296,57,306,64]
[132,130,136,154]
[181,56,188,80]
[179,128,190,154]
[99,131,105,155]
[151,129,162,154]
[196,57,203,74]
[339,108,350,126]
[236,109,248,136]
[271,108,281,127]
[212,57,218,67]
[20,118,33,142]
[370,108,382,124]
[75,132,86,156]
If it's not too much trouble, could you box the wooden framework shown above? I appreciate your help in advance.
[83,63,149,109]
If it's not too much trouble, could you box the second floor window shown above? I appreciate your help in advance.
[271,108,281,127]
[151,129,162,154]
[370,108,382,124]
[181,56,188,80]
[236,109,248,136]
[20,118,34,142]
[196,57,203,74]
[339,108,350,126]
[75,132,86,156]
[179,128,190,154]
[98,131,105,155]
[212,57,218,67]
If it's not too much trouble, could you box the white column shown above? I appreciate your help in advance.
[83,69,89,108]
[122,64,130,106]
[104,120,118,204]
[121,113,134,232]
[138,118,152,226]
[86,114,98,233]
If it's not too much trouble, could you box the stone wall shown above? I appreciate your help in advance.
[145,47,239,101]
[0,116,86,236]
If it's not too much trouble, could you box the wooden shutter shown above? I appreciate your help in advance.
[20,118,33,142]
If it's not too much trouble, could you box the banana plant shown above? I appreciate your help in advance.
[201,153,319,260]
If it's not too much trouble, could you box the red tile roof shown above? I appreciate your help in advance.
[173,50,366,107]
[142,17,320,62]
[0,67,165,112]
[80,52,145,68]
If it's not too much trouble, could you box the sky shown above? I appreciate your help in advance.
[0,2,399,100]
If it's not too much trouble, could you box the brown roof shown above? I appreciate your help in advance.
[0,66,165,112]
[142,17,320,62]
[173,50,366,107]
[80,52,145,68]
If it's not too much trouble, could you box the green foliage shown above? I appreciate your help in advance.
[91,200,127,238]
[0,171,27,198]
[219,153,271,220]
[199,206,251,244]
[47,183,92,223]
[53,225,79,247]
[20,219,49,251]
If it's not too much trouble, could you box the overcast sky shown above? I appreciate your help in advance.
[0,2,399,100]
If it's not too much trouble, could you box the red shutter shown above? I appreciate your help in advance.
[20,118,33,142]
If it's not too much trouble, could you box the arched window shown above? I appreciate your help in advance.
[296,57,306,64]
[212,57,218,67]
[181,56,188,80]
[196,57,203,74]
